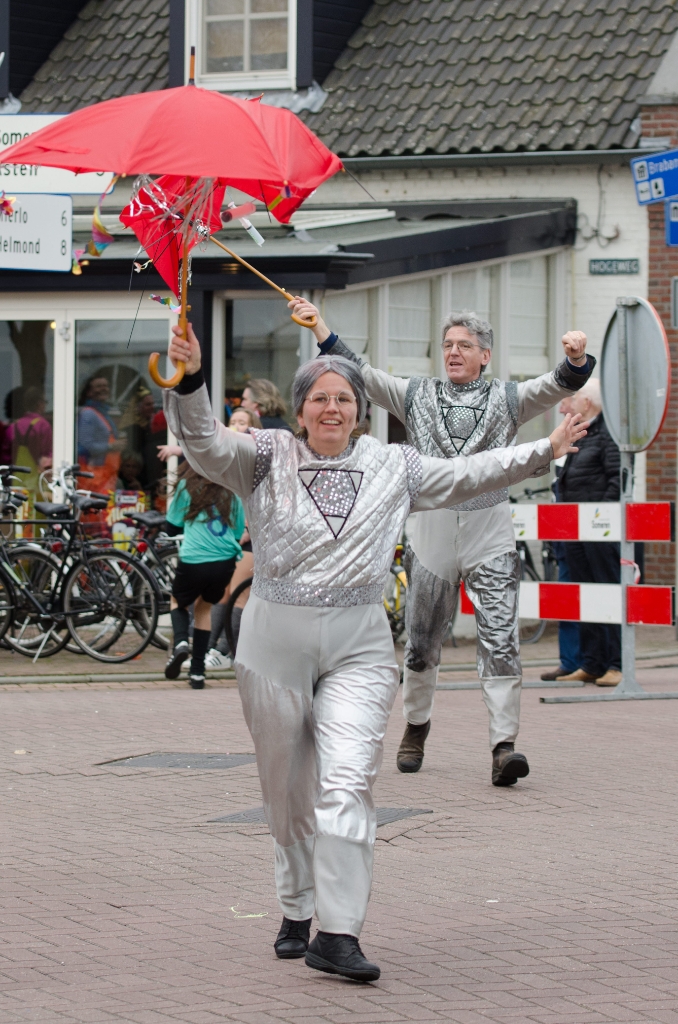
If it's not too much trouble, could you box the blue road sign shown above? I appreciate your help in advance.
[631,149,678,205]
[667,200,678,246]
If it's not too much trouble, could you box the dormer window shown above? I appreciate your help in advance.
[190,0,296,91]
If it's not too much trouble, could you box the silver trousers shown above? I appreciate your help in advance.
[403,506,522,750]
[235,594,400,937]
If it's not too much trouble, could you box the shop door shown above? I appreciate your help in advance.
[0,319,55,514]
[75,319,171,519]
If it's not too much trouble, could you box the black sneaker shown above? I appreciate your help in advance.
[492,742,530,786]
[189,674,205,689]
[165,640,189,680]
[305,931,380,982]
[274,917,311,959]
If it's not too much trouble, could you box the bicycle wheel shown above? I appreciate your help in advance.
[0,562,16,644]
[519,562,547,645]
[64,551,159,662]
[224,577,253,657]
[4,548,70,658]
[383,565,408,641]
[144,544,178,650]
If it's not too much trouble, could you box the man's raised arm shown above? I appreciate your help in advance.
[288,295,409,423]
[517,330,596,425]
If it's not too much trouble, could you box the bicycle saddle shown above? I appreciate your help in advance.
[73,495,109,512]
[126,510,166,528]
[34,501,71,517]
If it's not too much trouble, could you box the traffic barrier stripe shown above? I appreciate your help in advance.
[510,502,673,542]
[459,581,674,625]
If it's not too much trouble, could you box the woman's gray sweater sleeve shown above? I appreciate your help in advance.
[412,438,554,511]
[163,383,257,498]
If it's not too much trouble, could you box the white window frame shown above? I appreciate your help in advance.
[187,0,297,92]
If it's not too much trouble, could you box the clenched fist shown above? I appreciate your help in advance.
[561,330,587,365]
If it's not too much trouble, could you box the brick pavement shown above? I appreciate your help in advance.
[2,664,678,1023]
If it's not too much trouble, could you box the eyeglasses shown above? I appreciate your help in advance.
[442,340,482,354]
[306,390,357,407]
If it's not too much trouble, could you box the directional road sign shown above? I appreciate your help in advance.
[600,297,670,452]
[0,115,114,194]
[631,148,678,205]
[666,200,678,246]
[0,193,72,271]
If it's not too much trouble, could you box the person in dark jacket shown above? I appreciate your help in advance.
[558,379,621,686]
[241,379,293,431]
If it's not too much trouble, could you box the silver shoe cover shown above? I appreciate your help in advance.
[235,594,400,936]
[403,549,522,749]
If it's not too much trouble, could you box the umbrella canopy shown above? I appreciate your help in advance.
[0,84,342,223]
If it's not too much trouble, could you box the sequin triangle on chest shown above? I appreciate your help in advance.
[298,468,363,538]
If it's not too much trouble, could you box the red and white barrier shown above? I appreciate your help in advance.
[511,502,674,543]
[459,580,674,625]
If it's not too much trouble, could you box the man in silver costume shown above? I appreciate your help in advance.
[289,297,594,785]
[164,322,587,982]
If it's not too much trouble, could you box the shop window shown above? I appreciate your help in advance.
[323,291,368,355]
[509,257,548,378]
[197,0,293,90]
[225,298,297,425]
[75,320,169,517]
[0,320,54,516]
[388,280,431,377]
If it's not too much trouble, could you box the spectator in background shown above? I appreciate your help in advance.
[77,375,124,494]
[241,379,293,431]
[228,407,262,432]
[557,380,622,686]
[0,385,53,507]
[541,393,581,682]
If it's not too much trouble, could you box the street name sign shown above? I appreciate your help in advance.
[0,115,114,194]
[631,148,678,204]
[0,193,72,271]
[666,200,678,246]
[589,258,639,274]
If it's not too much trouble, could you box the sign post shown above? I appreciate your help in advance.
[0,115,114,194]
[543,296,678,704]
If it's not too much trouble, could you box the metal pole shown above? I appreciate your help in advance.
[614,299,642,694]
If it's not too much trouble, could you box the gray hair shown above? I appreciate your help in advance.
[442,310,494,350]
[292,355,368,423]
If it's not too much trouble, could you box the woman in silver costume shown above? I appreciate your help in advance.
[164,323,587,983]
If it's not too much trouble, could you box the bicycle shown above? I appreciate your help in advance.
[123,510,180,650]
[0,463,160,662]
[383,542,407,641]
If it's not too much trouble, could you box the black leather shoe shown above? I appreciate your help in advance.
[165,640,189,679]
[492,742,530,787]
[305,931,380,982]
[396,720,431,773]
[189,674,205,689]
[274,916,311,959]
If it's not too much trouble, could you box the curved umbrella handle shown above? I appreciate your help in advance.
[290,311,318,328]
[148,352,186,389]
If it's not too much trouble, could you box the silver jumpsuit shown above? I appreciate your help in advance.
[164,379,553,935]
[324,339,593,750]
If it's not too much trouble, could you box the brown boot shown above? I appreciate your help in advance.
[396,720,431,773]
[492,742,530,787]
[556,668,598,683]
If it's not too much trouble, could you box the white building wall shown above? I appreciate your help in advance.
[313,162,648,364]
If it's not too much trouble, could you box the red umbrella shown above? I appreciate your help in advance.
[0,51,341,386]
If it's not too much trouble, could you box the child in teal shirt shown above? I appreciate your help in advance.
[164,465,245,688]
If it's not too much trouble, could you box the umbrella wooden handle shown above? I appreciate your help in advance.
[209,235,318,328]
[148,353,186,389]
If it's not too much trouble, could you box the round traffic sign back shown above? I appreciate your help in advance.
[600,297,670,452]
